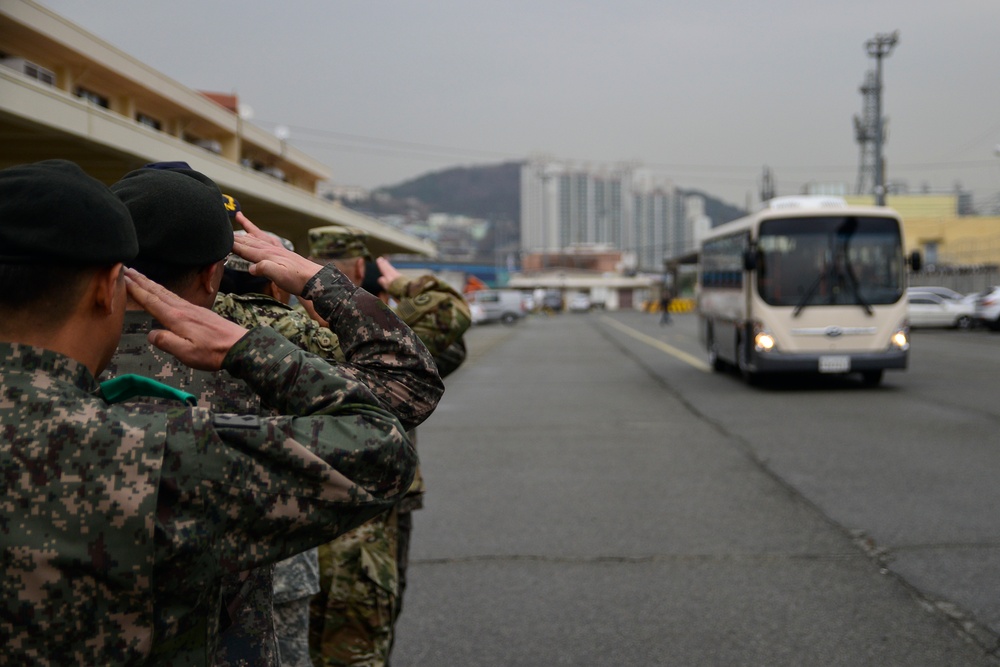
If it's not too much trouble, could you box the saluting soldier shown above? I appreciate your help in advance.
[214,222,445,667]
[101,164,442,666]
[304,227,471,666]
[0,159,419,665]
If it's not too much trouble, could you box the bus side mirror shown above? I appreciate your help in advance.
[909,250,922,272]
[743,248,758,272]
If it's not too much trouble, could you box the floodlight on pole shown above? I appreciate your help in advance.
[865,30,899,206]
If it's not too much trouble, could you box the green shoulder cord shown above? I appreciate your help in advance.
[100,374,197,406]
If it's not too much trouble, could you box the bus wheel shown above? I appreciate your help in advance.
[708,339,725,372]
[737,341,760,386]
[861,370,883,387]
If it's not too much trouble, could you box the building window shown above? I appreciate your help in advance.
[923,241,938,266]
[0,57,55,86]
[75,87,109,108]
[136,113,161,130]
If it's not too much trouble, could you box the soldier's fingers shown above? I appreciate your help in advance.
[376,257,401,283]
[146,327,191,358]
[246,258,278,278]
[234,211,267,239]
[232,234,281,262]
[124,268,174,313]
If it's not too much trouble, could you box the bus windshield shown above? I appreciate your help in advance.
[756,216,904,311]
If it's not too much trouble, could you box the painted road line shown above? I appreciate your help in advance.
[601,316,711,372]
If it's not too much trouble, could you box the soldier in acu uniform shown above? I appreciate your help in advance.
[304,227,471,666]
[0,159,419,665]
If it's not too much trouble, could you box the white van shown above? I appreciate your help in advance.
[469,289,526,325]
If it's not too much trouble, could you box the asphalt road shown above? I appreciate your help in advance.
[392,310,1000,666]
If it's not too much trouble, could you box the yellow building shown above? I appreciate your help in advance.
[845,194,1000,266]
[0,0,434,256]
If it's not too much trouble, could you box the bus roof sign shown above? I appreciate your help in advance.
[765,196,848,210]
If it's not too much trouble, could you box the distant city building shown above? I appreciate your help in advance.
[520,157,701,272]
[319,183,371,202]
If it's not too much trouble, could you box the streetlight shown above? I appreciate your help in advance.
[274,124,290,158]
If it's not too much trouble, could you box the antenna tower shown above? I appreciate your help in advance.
[862,31,899,205]
[853,70,879,196]
[759,166,776,203]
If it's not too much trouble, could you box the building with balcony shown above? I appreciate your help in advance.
[0,0,434,256]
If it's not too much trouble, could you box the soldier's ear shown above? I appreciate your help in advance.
[93,263,125,315]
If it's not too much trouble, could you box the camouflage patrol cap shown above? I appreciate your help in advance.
[308,226,372,261]
[0,159,138,264]
[111,167,233,266]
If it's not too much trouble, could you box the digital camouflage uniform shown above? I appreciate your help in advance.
[214,292,345,667]
[93,265,442,666]
[0,323,416,665]
[213,289,440,667]
[306,234,471,667]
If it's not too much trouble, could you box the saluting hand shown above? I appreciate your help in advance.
[124,268,247,371]
[376,257,402,291]
[232,212,324,296]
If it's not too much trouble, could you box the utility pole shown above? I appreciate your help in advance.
[866,31,899,206]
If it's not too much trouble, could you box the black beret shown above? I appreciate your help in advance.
[111,167,234,266]
[0,159,138,264]
[144,160,242,220]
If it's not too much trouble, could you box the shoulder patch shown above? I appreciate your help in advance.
[212,414,262,430]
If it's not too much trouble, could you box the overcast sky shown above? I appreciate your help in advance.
[42,0,1000,209]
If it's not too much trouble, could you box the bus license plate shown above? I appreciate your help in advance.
[819,355,850,373]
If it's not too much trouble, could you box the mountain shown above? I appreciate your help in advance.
[346,162,747,260]
[377,162,522,223]
[369,161,746,225]
[677,189,748,227]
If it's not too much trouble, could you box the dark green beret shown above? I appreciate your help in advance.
[111,167,233,266]
[0,159,138,264]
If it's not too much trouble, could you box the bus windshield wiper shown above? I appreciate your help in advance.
[792,273,823,317]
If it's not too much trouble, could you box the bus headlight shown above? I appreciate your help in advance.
[889,321,909,351]
[753,328,776,353]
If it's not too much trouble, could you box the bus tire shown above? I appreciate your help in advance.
[707,333,725,372]
[709,347,725,372]
[737,339,760,386]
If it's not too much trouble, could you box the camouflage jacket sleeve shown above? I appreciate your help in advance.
[213,293,346,363]
[384,274,472,360]
[299,265,445,430]
[157,325,418,580]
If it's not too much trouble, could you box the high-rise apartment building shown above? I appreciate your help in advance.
[520,157,700,272]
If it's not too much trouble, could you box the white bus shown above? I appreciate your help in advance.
[697,196,920,385]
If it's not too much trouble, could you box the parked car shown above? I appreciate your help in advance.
[568,293,592,313]
[974,286,1000,331]
[907,292,975,329]
[541,290,563,312]
[906,286,972,303]
[468,289,526,325]
[521,292,536,312]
